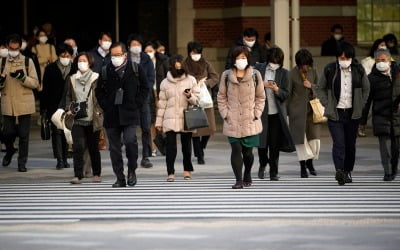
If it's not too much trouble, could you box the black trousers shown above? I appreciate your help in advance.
[139,101,152,159]
[327,109,359,172]
[71,124,101,179]
[50,122,67,162]
[2,115,31,166]
[165,131,193,175]
[258,114,281,175]
[378,134,399,175]
[106,125,138,182]
[230,141,254,182]
[192,135,210,158]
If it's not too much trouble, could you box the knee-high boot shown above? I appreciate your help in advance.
[300,160,308,178]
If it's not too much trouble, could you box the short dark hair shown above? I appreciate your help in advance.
[295,49,313,67]
[169,54,186,77]
[126,33,144,47]
[331,24,343,33]
[98,32,113,41]
[383,33,398,45]
[267,46,284,67]
[75,52,94,69]
[144,41,156,50]
[230,46,250,70]
[110,42,127,53]
[154,40,166,49]
[336,41,355,58]
[6,33,22,47]
[243,28,259,39]
[56,43,73,57]
[187,41,203,55]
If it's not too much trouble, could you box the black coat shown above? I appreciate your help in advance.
[254,63,295,152]
[320,36,344,56]
[90,46,111,74]
[40,61,71,116]
[95,60,149,128]
[362,63,400,136]
[225,38,264,69]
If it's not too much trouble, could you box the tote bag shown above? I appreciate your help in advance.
[309,98,327,123]
[183,105,209,130]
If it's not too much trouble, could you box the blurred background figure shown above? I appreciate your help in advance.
[321,23,345,56]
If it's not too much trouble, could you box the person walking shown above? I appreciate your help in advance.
[41,43,74,170]
[361,49,400,181]
[155,54,200,182]
[184,41,219,165]
[316,41,370,185]
[287,49,321,178]
[218,46,265,189]
[96,42,149,187]
[64,52,103,184]
[255,46,295,181]
[0,33,40,172]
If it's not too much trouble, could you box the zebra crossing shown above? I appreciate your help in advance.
[0,176,399,223]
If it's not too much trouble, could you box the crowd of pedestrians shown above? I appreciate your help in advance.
[0,22,399,188]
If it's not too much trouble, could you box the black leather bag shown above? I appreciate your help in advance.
[153,133,166,155]
[183,105,209,130]
[40,112,51,140]
[70,101,88,119]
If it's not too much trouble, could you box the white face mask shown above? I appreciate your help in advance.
[78,62,89,72]
[243,39,255,48]
[379,46,387,50]
[8,50,20,58]
[159,50,165,54]
[130,46,142,55]
[146,52,155,59]
[39,36,48,44]
[59,57,71,66]
[191,54,201,62]
[339,59,352,69]
[269,63,280,71]
[111,56,124,67]
[333,34,343,41]
[100,41,112,51]
[376,61,390,72]
[0,48,8,58]
[20,41,27,51]
[235,58,248,70]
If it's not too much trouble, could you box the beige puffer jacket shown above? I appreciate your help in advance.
[217,67,265,138]
[156,72,200,133]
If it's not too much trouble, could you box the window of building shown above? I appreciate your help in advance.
[357,0,400,43]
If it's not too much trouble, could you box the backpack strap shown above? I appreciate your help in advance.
[0,57,6,74]
[225,69,258,89]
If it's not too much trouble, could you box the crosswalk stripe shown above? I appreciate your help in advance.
[0,176,399,222]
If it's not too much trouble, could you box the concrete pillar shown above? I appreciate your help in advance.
[271,0,290,69]
[291,0,300,68]
[23,0,28,35]
[115,0,120,42]
[169,0,195,55]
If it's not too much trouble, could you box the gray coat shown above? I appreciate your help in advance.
[316,61,370,121]
[287,67,321,144]
[254,63,295,152]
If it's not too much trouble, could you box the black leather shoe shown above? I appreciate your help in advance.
[127,171,137,186]
[258,166,266,179]
[344,171,353,183]
[140,158,153,168]
[335,169,345,185]
[197,156,205,165]
[112,180,126,188]
[2,149,16,167]
[306,159,317,176]
[243,175,252,187]
[383,174,393,181]
[56,161,64,170]
[232,182,243,189]
[63,161,71,168]
[18,164,27,172]
[270,175,280,181]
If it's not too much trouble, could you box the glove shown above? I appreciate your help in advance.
[10,69,26,81]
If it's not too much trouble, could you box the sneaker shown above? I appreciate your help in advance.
[141,158,153,168]
[70,177,81,184]
[197,156,205,165]
[93,176,102,183]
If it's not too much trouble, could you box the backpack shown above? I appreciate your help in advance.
[1,56,29,75]
[224,69,259,89]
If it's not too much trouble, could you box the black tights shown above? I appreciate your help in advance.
[230,141,254,182]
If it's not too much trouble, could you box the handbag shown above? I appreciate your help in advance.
[153,133,166,155]
[98,128,107,150]
[199,83,213,109]
[184,105,209,130]
[309,98,328,123]
[40,111,51,140]
[69,82,94,119]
